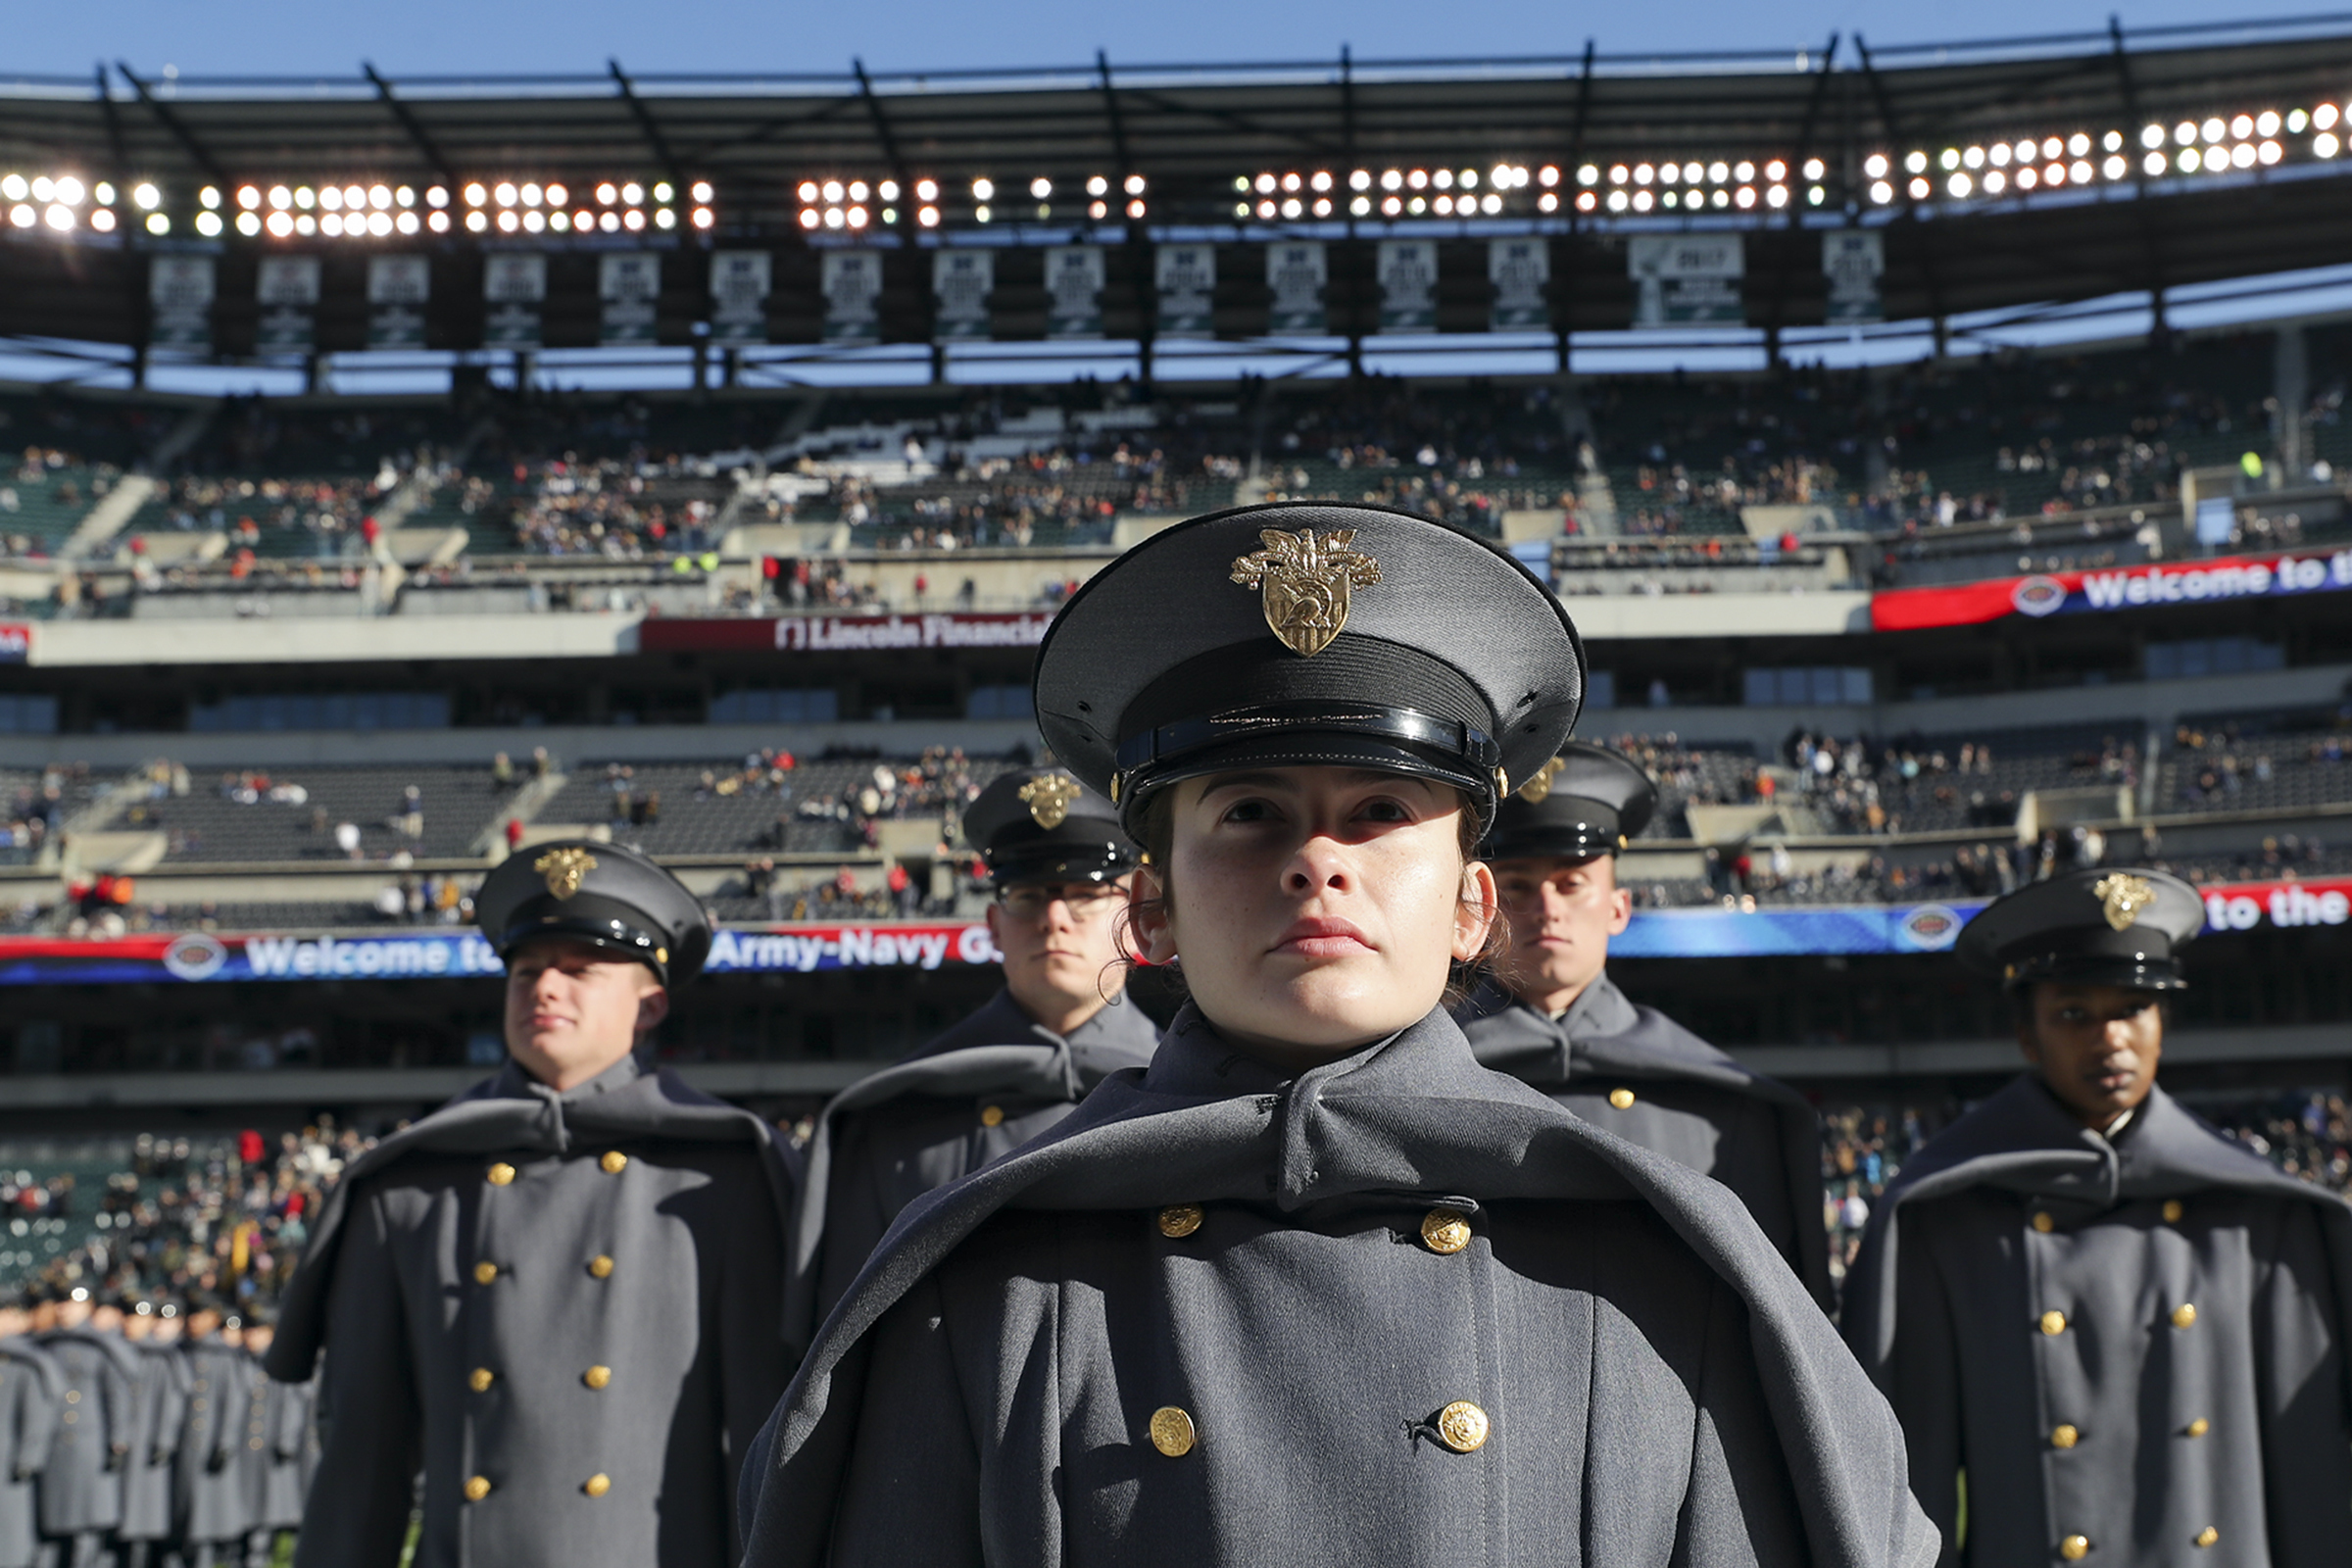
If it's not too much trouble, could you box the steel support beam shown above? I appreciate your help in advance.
[362,63,458,189]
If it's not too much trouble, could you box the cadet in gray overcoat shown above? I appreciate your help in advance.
[238,1322,303,1568]
[1844,867,2352,1568]
[32,1290,136,1568]
[1455,742,1832,1306]
[114,1303,185,1568]
[787,768,1158,1343]
[172,1306,253,1568]
[0,1305,60,1568]
[267,841,797,1568]
[742,503,1937,1566]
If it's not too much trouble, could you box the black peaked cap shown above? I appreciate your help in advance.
[1033,502,1584,831]
[959,767,1139,887]
[1481,741,1657,859]
[1955,866,2204,992]
[474,837,711,985]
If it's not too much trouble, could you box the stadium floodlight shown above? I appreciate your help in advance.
[89,209,115,232]
[1903,151,1928,174]
[1907,176,1931,198]
[1280,172,1300,192]
[1940,148,1960,171]
[1983,170,2007,194]
[194,211,221,237]
[2068,132,2090,156]
[200,186,220,210]
[425,186,447,208]
[2201,119,2225,144]
[427,211,450,232]
[1986,143,2012,168]
[692,206,713,228]
[1631,190,1653,212]
[2102,130,2124,152]
[2178,148,2201,172]
[2258,111,2280,136]
[2230,114,2254,139]
[653,182,672,202]
[1633,164,1653,185]
[2103,155,2127,179]
[543,183,566,208]
[2288,109,2310,132]
[1029,176,1052,199]
[0,174,22,201]
[150,213,172,235]
[465,210,487,231]
[2318,132,2343,159]
[847,181,868,202]
[2317,104,2341,130]
[1312,171,1334,192]
[2140,124,2165,149]
[970,178,994,201]
[1947,172,1971,197]
[917,204,940,226]
[4,205,26,227]
[621,182,644,205]
[2258,139,2282,165]
[230,185,256,211]
[2235,143,2258,169]
[693,180,714,203]
[41,203,72,231]
[2069,159,2091,182]
[1706,161,1730,183]
[2142,150,2167,174]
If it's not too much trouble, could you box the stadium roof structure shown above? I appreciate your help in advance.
[5,14,2352,367]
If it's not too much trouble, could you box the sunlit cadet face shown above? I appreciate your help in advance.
[2017,980,2165,1129]
[503,936,670,1092]
[1492,854,1631,1014]
[1131,766,1496,1073]
[985,874,1135,1036]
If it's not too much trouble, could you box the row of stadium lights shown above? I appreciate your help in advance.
[0,174,712,238]
[795,174,1152,229]
[1876,106,2352,203]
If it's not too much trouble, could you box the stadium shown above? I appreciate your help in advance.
[1,10,2350,1560]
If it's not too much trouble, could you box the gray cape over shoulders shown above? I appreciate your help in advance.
[744,1004,1936,1568]
[266,1054,800,1568]
[1842,1075,2352,1568]
[1458,975,1832,1308]
[786,986,1159,1348]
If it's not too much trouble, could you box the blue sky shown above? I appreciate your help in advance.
[10,0,2283,81]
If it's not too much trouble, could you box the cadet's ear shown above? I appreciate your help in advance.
[2012,989,2043,1066]
[1128,864,1178,966]
[636,985,671,1036]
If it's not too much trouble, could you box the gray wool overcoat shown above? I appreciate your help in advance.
[1458,975,1833,1308]
[742,1004,1938,1568]
[117,1339,186,1543]
[172,1335,254,1546]
[33,1330,136,1537]
[1842,1075,2352,1568]
[266,1052,798,1568]
[788,987,1160,1347]
[0,1339,59,1568]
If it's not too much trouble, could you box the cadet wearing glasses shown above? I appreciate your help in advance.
[785,768,1160,1346]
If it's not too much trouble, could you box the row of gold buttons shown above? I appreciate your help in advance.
[487,1152,628,1187]
[2037,1302,2197,1336]
[463,1473,613,1500]
[2031,1199,2184,1233]
[2050,1416,2208,1448]
[2058,1526,2218,1559]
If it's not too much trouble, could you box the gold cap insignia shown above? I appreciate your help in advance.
[1017,773,1083,831]
[1518,757,1567,804]
[533,846,598,901]
[2091,871,2156,932]
[1230,527,1383,658]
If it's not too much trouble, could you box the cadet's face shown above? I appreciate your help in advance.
[91,1305,122,1333]
[503,938,671,1093]
[243,1325,273,1353]
[0,1307,24,1337]
[150,1317,181,1343]
[186,1311,220,1340]
[2018,982,2165,1128]
[1492,855,1631,1011]
[985,875,1134,1028]
[56,1298,90,1329]
[1134,767,1494,1070]
[122,1313,152,1341]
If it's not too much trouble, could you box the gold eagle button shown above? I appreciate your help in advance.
[463,1476,492,1502]
[599,1151,628,1175]
[2049,1424,2079,1448]
[2194,1528,2218,1548]
[583,1365,612,1390]
[1148,1406,1196,1456]
[2059,1535,2089,1561]
[1420,1208,1473,1255]
[2185,1417,2209,1438]
[1155,1204,1203,1239]
[588,1254,614,1279]
[1606,1088,1636,1110]
[2031,1211,2055,1233]
[472,1261,499,1286]
[467,1368,494,1393]
[583,1473,612,1498]
[2162,1200,2185,1223]
[979,1104,1005,1128]
[1436,1400,1491,1453]
[487,1162,516,1187]
[2171,1303,2197,1329]
[2039,1310,2067,1336]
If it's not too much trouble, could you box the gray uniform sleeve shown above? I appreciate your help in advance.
[2254,1201,2352,1568]
[292,1186,419,1568]
[719,1153,792,1557]
[15,1366,57,1477]
[1676,1271,1806,1567]
[828,1271,984,1568]
[153,1366,186,1466]
[101,1351,134,1469]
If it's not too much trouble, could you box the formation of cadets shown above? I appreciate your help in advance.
[0,1294,309,1568]
[4,501,2347,1565]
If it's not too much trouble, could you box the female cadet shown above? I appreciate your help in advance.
[742,504,1935,1567]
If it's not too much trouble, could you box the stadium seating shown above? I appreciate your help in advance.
[98,763,526,863]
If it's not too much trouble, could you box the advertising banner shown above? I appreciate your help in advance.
[366,255,430,350]
[1266,241,1328,333]
[599,252,661,347]
[1154,244,1216,338]
[710,250,771,346]
[254,256,319,353]
[3,873,2338,984]
[1629,234,1744,326]
[819,249,882,344]
[1870,545,2352,632]
[933,249,994,341]
[148,256,215,352]
[1823,230,1884,325]
[1376,239,1438,333]
[1489,236,1550,331]
[482,253,546,350]
[638,611,1054,655]
[1044,245,1104,338]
